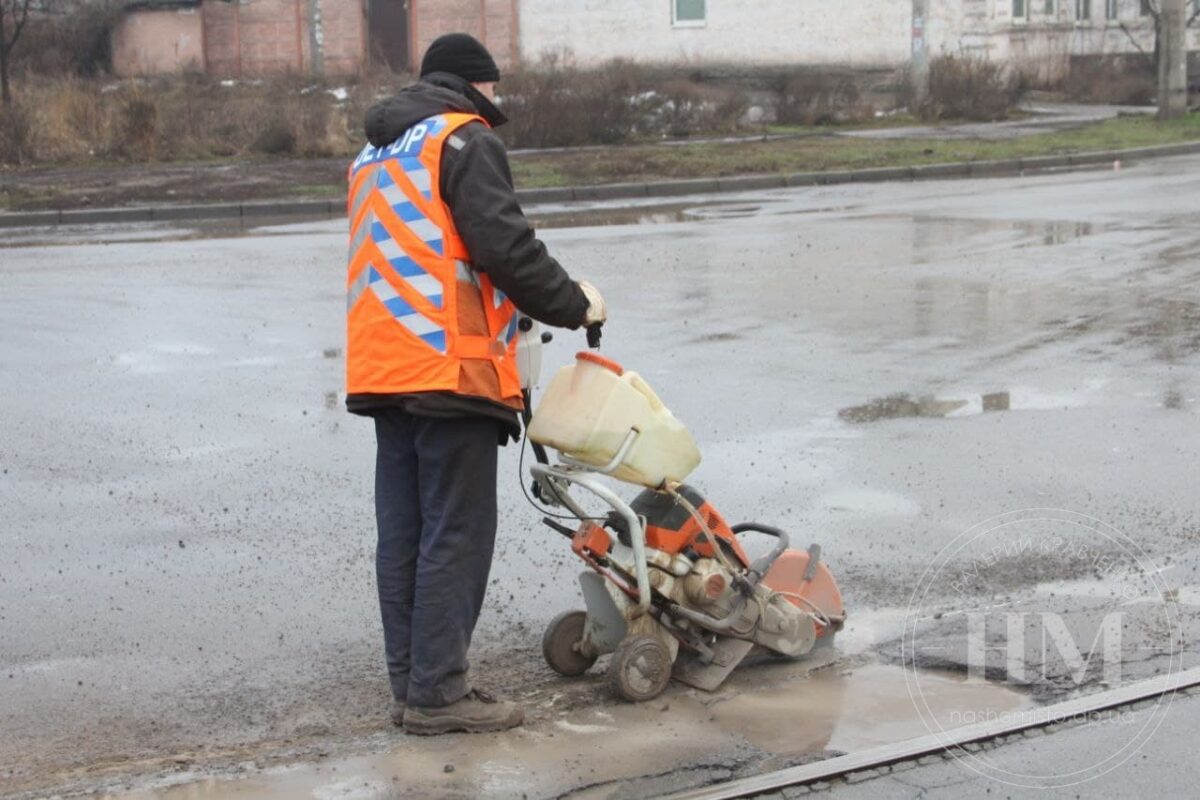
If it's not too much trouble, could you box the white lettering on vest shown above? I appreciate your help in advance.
[352,143,377,171]
[391,123,428,156]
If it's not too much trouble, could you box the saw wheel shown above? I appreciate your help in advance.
[608,635,672,702]
[542,610,598,677]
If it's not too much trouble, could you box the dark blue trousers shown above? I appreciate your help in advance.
[373,409,499,708]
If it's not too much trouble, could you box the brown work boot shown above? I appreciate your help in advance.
[403,688,524,735]
[389,698,405,727]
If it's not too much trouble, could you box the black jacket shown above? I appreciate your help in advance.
[346,73,590,442]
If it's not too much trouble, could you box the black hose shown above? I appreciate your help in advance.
[521,389,550,467]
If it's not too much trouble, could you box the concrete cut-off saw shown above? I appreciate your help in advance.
[516,320,845,702]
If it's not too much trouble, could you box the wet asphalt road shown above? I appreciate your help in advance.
[808,688,1200,799]
[3,155,1200,795]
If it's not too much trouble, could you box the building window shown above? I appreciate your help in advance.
[1045,0,1056,14]
[1140,0,1151,14]
[673,0,705,26]
[1076,0,1091,20]
[1014,0,1028,18]
[1106,0,1118,18]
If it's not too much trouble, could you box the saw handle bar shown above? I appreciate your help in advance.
[557,429,638,475]
[730,523,790,588]
[529,461,653,614]
[534,460,756,635]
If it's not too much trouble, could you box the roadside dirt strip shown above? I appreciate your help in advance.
[665,666,1200,800]
[2,140,1198,229]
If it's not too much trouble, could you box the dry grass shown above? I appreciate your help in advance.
[1063,55,1155,106]
[497,55,653,147]
[0,73,400,165]
[0,58,891,164]
[651,78,747,138]
[913,56,1026,122]
[8,0,124,78]
[0,57,1045,167]
[775,70,872,126]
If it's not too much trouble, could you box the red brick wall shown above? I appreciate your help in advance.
[202,0,367,78]
[412,0,518,72]
[319,0,367,75]
[112,8,206,77]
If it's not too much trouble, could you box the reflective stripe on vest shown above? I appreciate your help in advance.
[345,113,523,403]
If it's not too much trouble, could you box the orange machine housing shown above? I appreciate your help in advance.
[572,486,844,643]
[630,486,751,566]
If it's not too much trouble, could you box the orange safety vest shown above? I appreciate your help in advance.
[345,113,523,408]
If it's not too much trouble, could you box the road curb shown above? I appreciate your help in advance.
[2,141,1198,229]
[0,199,342,229]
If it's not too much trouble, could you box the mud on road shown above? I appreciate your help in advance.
[3,155,1200,797]
[0,158,349,212]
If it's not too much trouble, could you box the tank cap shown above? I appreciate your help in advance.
[576,351,624,375]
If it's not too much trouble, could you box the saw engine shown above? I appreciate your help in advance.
[628,485,840,658]
[525,345,846,702]
[539,480,846,700]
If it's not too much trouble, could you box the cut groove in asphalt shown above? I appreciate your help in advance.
[665,665,1200,800]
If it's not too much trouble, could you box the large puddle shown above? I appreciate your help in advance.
[105,662,1029,800]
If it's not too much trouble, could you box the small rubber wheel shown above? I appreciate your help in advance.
[608,635,672,702]
[542,610,597,677]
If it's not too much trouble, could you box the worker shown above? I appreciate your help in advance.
[345,32,606,735]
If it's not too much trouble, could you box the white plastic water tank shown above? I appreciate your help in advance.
[528,352,701,488]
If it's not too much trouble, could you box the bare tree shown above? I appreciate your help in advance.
[1,0,33,105]
[1120,0,1200,70]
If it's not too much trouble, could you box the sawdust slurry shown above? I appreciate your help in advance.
[709,663,1028,755]
[104,662,1027,800]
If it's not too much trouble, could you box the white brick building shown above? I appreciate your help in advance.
[113,0,1199,78]
[519,0,912,68]
[517,0,1198,74]
[929,0,1200,68]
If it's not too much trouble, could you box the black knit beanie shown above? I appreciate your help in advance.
[420,33,500,83]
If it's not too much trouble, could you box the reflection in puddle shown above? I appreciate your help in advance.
[530,207,689,229]
[684,203,762,220]
[836,380,1147,424]
[1028,219,1093,246]
[529,202,767,230]
[872,214,1097,253]
[532,207,1094,242]
[107,662,1028,800]
[839,391,1011,423]
[1126,298,1200,363]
